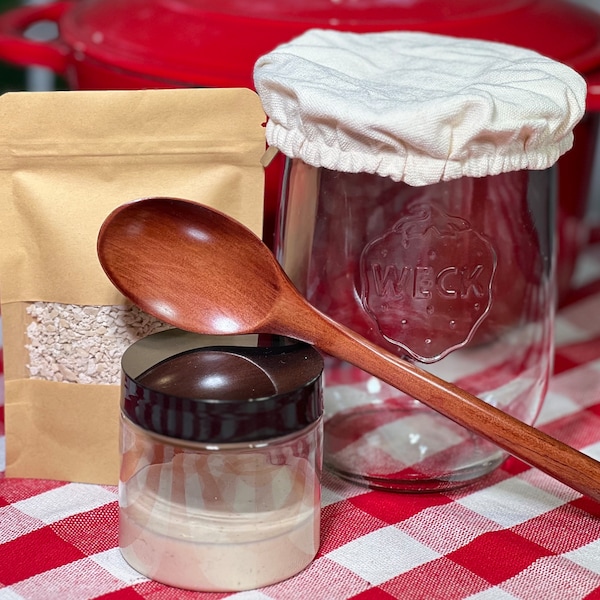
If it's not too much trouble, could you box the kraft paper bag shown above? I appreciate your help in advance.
[0,88,266,485]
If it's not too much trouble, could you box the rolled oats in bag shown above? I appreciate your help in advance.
[0,88,266,484]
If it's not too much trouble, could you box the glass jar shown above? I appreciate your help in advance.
[118,330,324,592]
[275,161,556,491]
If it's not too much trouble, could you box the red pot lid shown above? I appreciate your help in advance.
[60,0,600,88]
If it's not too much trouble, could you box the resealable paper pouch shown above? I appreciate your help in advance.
[0,88,266,485]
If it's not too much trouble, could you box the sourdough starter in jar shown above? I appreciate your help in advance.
[119,330,324,591]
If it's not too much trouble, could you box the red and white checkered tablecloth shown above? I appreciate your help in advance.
[2,246,600,600]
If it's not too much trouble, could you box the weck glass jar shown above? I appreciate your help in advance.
[276,163,555,490]
[254,29,587,491]
[118,330,324,591]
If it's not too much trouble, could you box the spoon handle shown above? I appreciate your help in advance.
[281,295,600,502]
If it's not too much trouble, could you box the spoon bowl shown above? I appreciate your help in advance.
[98,198,283,335]
[98,196,600,502]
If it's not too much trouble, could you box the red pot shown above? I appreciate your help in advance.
[0,0,599,298]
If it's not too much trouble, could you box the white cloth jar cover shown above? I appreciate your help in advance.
[253,30,587,186]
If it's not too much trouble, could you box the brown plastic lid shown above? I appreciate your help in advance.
[121,329,324,444]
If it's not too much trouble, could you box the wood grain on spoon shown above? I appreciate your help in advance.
[97,197,600,502]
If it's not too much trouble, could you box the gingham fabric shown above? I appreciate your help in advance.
[2,246,600,600]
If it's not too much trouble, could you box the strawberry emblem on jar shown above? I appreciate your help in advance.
[359,201,497,362]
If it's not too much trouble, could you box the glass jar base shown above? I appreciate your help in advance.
[324,402,508,492]
[119,505,319,592]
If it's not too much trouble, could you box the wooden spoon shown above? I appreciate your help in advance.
[98,196,600,502]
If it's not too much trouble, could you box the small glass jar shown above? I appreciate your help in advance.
[118,330,324,592]
[275,162,556,491]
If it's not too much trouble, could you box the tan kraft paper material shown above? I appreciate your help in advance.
[0,88,266,485]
